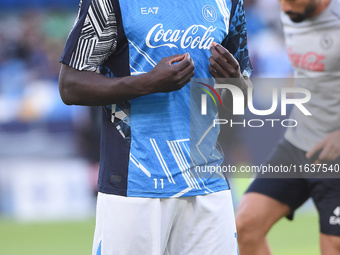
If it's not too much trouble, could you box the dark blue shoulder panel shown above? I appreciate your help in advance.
[98,0,131,196]
[222,0,252,76]
[60,0,92,65]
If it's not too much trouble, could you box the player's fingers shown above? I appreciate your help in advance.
[177,70,195,89]
[306,141,324,159]
[209,56,229,78]
[208,65,219,78]
[214,44,239,67]
[318,146,330,161]
[168,54,186,65]
[319,144,339,162]
[326,150,338,161]
[177,57,194,78]
[208,63,226,79]
[210,45,224,60]
[211,41,218,47]
[172,53,192,71]
[210,46,229,70]
[211,46,240,77]
[176,57,194,87]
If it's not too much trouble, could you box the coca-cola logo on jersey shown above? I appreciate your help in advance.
[287,48,325,72]
[146,23,216,49]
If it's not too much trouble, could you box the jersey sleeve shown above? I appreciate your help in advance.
[60,0,118,72]
[222,0,252,78]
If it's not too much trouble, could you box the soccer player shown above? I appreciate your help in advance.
[58,0,252,254]
[236,0,340,254]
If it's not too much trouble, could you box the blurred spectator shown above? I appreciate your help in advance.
[0,10,76,128]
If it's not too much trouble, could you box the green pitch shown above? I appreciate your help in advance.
[268,213,319,255]
[231,177,319,255]
[0,213,319,255]
[0,218,95,255]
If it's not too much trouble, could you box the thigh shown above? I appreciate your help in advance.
[247,139,311,219]
[92,192,178,255]
[246,178,310,220]
[309,178,340,236]
[236,192,290,236]
[166,190,238,255]
[320,233,340,255]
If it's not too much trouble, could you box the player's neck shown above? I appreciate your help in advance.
[312,0,332,17]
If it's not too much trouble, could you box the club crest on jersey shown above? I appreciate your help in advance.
[146,23,216,49]
[320,33,333,49]
[202,5,217,22]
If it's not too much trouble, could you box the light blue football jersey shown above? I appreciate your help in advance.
[60,0,252,197]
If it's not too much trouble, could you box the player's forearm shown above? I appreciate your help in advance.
[59,54,194,106]
[58,64,152,106]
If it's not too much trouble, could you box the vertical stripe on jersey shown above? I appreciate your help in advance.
[215,0,230,34]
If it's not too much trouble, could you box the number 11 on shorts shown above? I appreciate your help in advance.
[154,178,164,189]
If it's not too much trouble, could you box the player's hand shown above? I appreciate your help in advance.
[146,53,194,93]
[306,130,340,164]
[208,42,241,79]
[208,42,250,111]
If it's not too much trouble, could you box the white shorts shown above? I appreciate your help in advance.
[92,190,238,255]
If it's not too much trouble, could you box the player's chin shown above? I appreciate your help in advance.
[287,13,306,23]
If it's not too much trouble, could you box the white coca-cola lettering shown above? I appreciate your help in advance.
[146,23,216,49]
